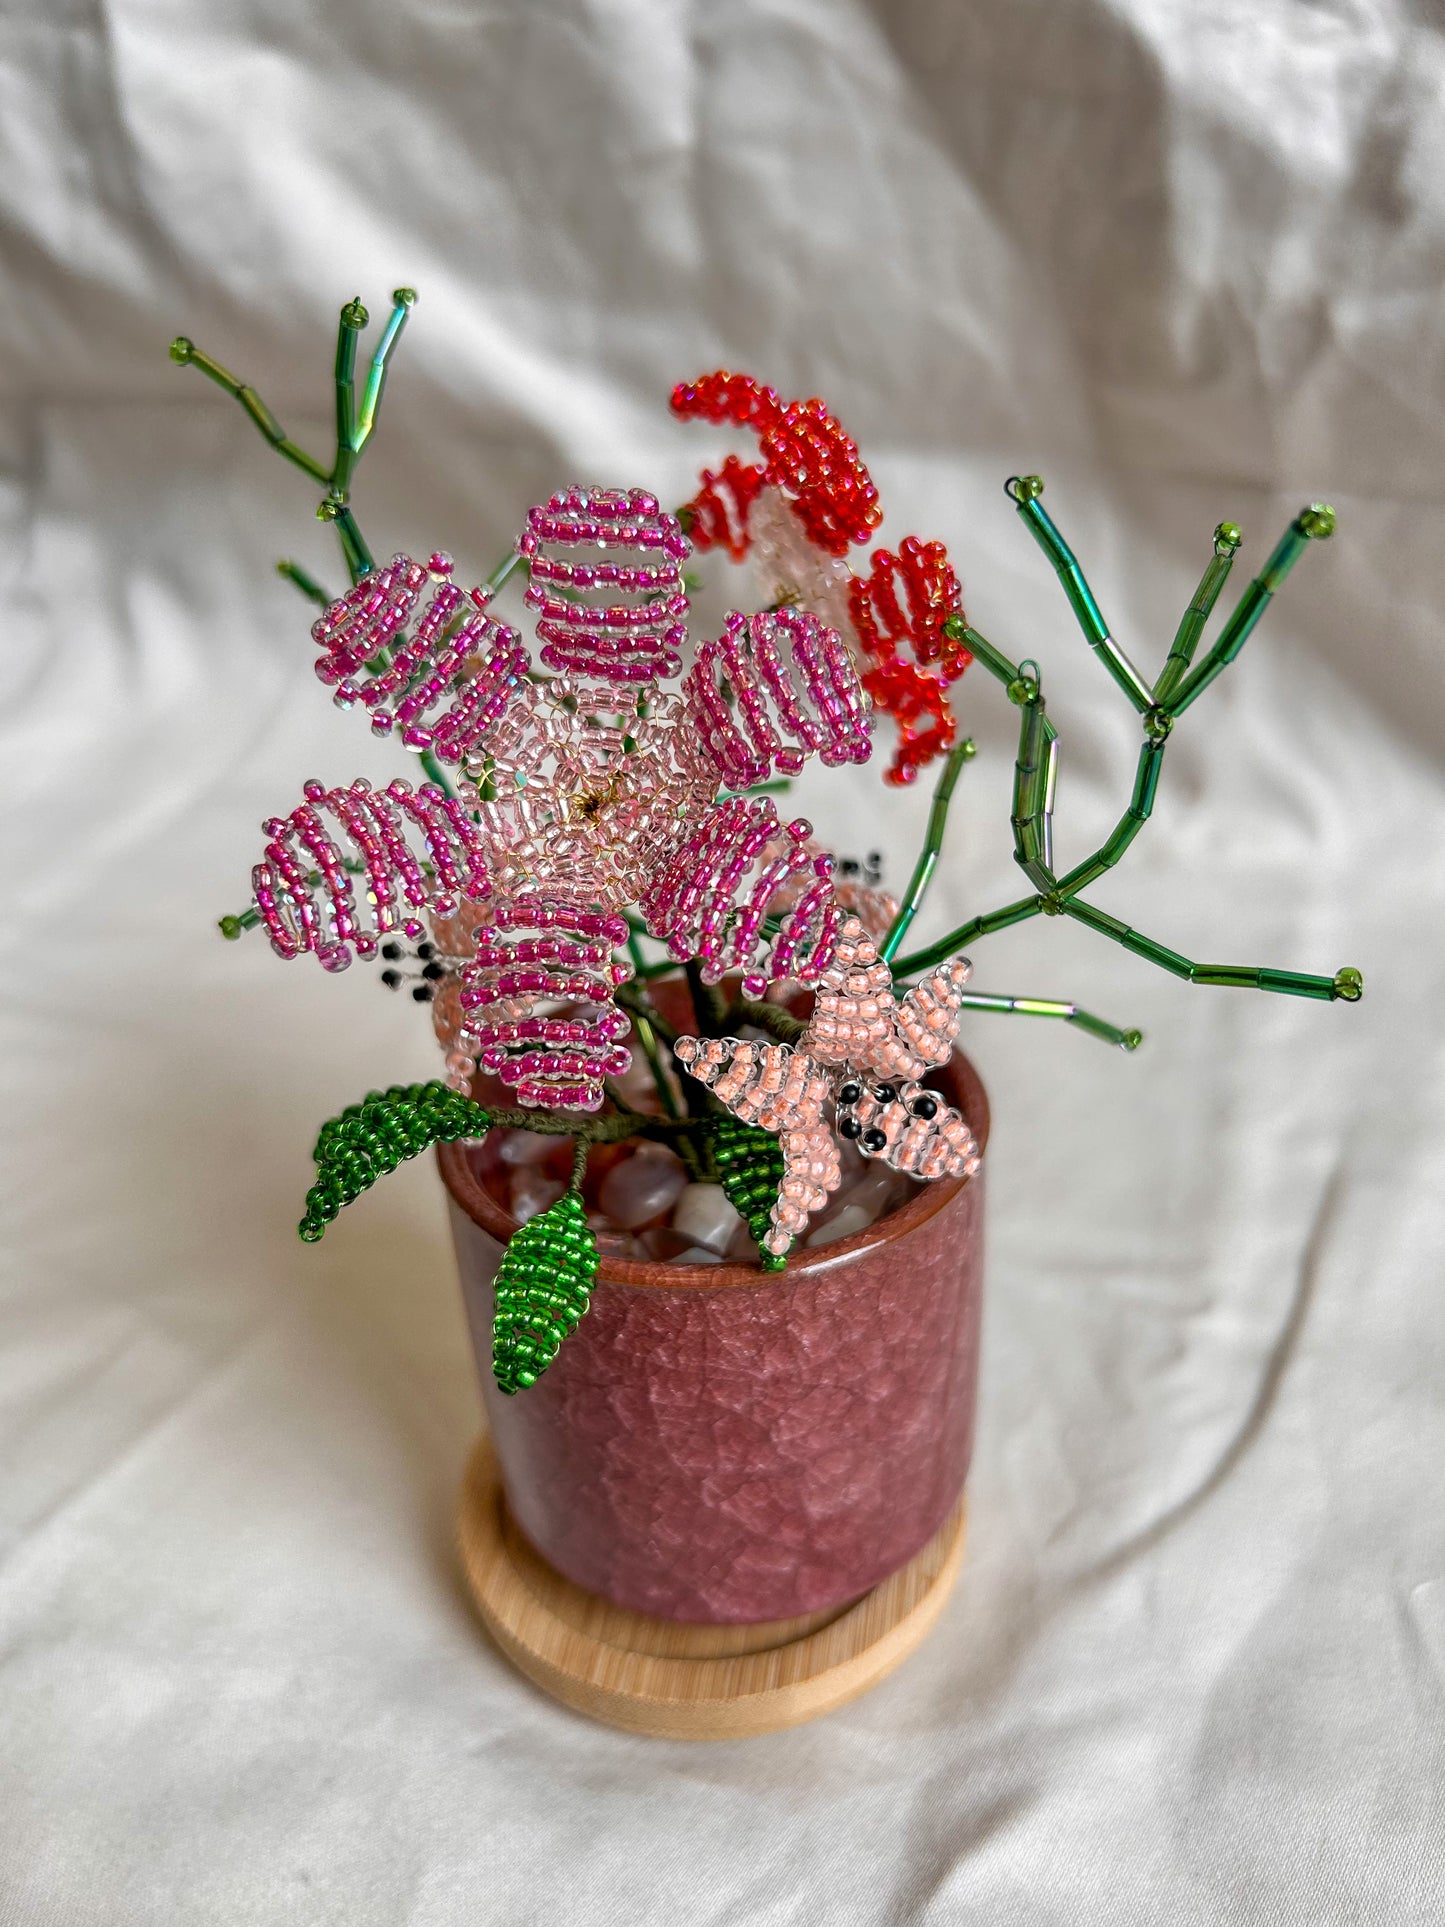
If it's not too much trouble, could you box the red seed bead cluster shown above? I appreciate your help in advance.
[252,777,491,971]
[639,797,842,996]
[457,894,632,1110]
[684,605,872,789]
[671,373,881,557]
[681,454,766,560]
[849,538,972,786]
[311,554,526,764]
[519,487,689,684]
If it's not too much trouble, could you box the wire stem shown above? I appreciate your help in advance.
[880,738,976,964]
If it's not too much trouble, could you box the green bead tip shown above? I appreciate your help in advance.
[1122,1029,1144,1051]
[168,336,194,365]
[218,914,242,940]
[959,737,978,760]
[340,297,369,330]
[1143,706,1173,743]
[316,498,341,522]
[1006,675,1040,706]
[1039,893,1065,916]
[1006,474,1045,503]
[1214,521,1243,557]
[1299,503,1336,540]
[391,287,418,308]
[1332,966,1363,1002]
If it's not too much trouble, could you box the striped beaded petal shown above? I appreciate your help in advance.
[457,893,633,1110]
[252,776,492,972]
[518,487,690,684]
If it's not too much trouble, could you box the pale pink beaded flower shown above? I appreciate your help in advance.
[247,486,873,1111]
[675,916,982,1254]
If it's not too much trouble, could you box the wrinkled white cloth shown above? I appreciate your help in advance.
[2,2,1442,1921]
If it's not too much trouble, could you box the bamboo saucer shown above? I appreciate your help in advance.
[457,1434,966,1740]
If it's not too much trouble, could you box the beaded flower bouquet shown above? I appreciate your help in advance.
[185,292,1359,1735]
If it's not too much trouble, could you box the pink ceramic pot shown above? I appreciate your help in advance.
[437,1048,989,1625]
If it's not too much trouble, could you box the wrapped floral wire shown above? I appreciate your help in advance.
[190,289,1362,1399]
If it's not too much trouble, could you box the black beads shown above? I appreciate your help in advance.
[862,1127,888,1151]
[837,1079,863,1105]
[910,1092,939,1119]
[838,1114,863,1140]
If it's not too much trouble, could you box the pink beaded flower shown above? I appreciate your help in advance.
[674,916,982,1254]
[247,487,873,1111]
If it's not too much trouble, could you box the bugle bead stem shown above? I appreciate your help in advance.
[945,618,1018,688]
[880,738,976,966]
[892,892,1046,979]
[1168,505,1335,716]
[1153,524,1240,704]
[1062,897,1353,999]
[331,299,365,496]
[1057,737,1167,897]
[356,289,417,445]
[276,560,335,609]
[1007,475,1153,712]
[954,989,1141,1051]
[168,336,331,484]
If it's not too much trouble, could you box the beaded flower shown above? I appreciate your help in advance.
[674,372,974,784]
[674,916,982,1256]
[248,486,872,1111]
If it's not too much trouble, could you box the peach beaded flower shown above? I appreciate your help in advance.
[674,916,982,1255]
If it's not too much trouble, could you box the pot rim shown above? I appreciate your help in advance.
[436,1048,989,1294]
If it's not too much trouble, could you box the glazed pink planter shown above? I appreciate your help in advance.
[438,1049,989,1625]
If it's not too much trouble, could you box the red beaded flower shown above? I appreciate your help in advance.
[849,537,973,786]
[674,373,972,784]
[672,372,882,559]
[246,487,873,1113]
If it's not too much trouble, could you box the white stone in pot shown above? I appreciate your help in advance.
[599,1144,689,1230]
[670,1183,745,1256]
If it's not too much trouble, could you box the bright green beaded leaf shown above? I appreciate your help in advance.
[298,1081,490,1242]
[709,1115,790,1271]
[492,1190,600,1395]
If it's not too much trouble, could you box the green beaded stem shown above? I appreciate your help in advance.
[169,288,418,589]
[948,989,1141,1051]
[710,1115,789,1270]
[893,484,1360,1011]
[275,559,335,609]
[880,738,976,965]
[298,1082,491,1241]
[492,1188,600,1394]
[1166,506,1335,717]
[1008,475,1153,712]
[1153,523,1240,706]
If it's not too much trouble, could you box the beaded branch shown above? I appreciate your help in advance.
[179,289,1361,1395]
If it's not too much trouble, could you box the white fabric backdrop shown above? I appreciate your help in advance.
[3,2,1443,1920]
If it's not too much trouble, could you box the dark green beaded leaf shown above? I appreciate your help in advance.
[493,1190,600,1395]
[297,1081,491,1242]
[709,1115,790,1271]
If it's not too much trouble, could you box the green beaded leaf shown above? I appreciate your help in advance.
[493,1190,599,1395]
[298,1081,490,1243]
[709,1115,790,1271]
